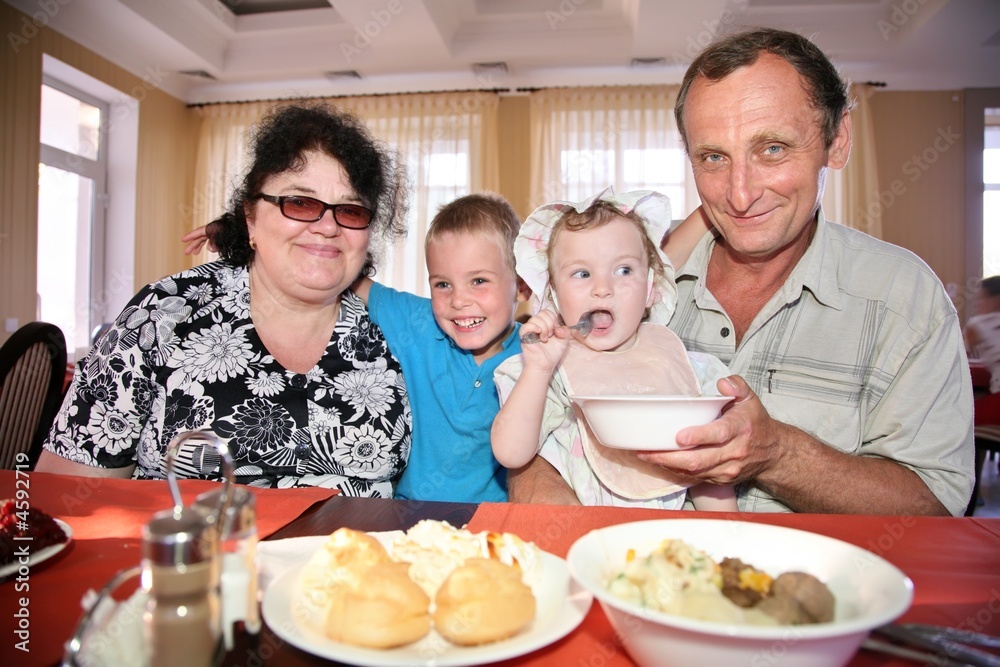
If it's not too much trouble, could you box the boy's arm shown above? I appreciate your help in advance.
[662,205,712,269]
[351,275,375,304]
[180,221,222,256]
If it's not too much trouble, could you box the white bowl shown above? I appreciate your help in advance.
[569,395,734,450]
[566,519,913,667]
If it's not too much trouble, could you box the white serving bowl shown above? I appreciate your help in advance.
[569,395,733,450]
[566,519,913,667]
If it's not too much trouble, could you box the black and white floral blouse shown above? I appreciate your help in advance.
[44,261,412,497]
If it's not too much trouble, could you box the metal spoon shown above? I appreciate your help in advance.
[521,311,595,344]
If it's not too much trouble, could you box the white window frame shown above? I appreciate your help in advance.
[41,55,138,360]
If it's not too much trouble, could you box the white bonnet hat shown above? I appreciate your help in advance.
[514,187,677,324]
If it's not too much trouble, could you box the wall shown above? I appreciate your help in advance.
[497,94,532,219]
[869,90,967,313]
[0,4,199,345]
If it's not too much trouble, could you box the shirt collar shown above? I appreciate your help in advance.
[676,207,844,311]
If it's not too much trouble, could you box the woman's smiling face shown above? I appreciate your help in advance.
[246,150,371,306]
[549,215,655,352]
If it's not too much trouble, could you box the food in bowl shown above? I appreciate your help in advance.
[568,394,734,450]
[567,519,913,667]
[607,539,834,626]
[295,521,541,648]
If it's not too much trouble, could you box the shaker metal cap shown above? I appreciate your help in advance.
[142,506,218,566]
[193,486,257,538]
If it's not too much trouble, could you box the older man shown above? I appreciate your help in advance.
[509,28,973,515]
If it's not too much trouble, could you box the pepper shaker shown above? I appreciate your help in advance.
[193,485,260,651]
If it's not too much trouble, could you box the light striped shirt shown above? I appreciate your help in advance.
[670,210,974,515]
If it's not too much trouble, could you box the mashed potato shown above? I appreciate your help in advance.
[383,520,542,598]
[607,540,815,625]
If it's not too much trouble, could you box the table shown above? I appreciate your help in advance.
[2,470,998,666]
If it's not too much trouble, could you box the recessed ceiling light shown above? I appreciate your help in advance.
[472,62,509,77]
[180,70,217,80]
[324,70,363,82]
[630,58,667,68]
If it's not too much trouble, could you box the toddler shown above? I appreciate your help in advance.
[492,188,736,510]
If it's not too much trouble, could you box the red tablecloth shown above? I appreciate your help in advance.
[466,503,1000,667]
[0,470,336,666]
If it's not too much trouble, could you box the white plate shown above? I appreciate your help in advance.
[261,550,593,667]
[0,518,73,578]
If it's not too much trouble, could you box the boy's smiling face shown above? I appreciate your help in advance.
[427,230,525,363]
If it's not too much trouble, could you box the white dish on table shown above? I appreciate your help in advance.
[261,549,592,667]
[569,394,734,450]
[0,518,73,579]
[566,519,914,667]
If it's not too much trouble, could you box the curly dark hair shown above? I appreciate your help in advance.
[211,103,410,276]
[674,27,855,152]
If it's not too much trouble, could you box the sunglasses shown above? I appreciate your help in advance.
[257,194,373,230]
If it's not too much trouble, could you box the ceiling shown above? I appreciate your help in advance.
[7,0,1000,105]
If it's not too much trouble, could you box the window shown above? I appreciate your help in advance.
[38,56,139,362]
[531,87,700,222]
[37,79,108,359]
[984,118,1000,278]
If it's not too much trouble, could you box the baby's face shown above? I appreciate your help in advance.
[426,230,520,363]
[549,215,655,352]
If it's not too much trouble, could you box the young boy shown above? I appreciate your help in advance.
[352,193,530,502]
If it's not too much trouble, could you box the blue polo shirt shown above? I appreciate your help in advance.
[368,283,520,502]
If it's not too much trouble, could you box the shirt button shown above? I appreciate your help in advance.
[474,380,482,388]
[720,327,730,338]
[290,374,307,389]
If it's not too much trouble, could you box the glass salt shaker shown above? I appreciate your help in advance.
[141,506,222,667]
[193,485,260,651]
[141,430,234,667]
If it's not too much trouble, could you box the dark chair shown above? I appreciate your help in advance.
[0,322,67,469]
[965,424,1000,516]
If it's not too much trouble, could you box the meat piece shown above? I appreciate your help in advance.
[770,572,835,623]
[720,557,771,608]
[755,594,808,624]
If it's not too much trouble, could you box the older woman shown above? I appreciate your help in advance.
[36,104,413,496]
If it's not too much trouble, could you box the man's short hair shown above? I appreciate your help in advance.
[675,27,855,151]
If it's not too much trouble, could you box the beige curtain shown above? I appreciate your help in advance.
[528,85,697,214]
[192,92,500,296]
[841,83,882,238]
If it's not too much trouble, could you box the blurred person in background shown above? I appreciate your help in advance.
[965,275,1000,425]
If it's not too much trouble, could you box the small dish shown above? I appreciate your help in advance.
[0,518,73,578]
[569,394,734,450]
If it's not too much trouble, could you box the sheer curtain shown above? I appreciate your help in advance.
[840,83,882,238]
[528,85,698,216]
[528,84,867,238]
[191,91,500,296]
